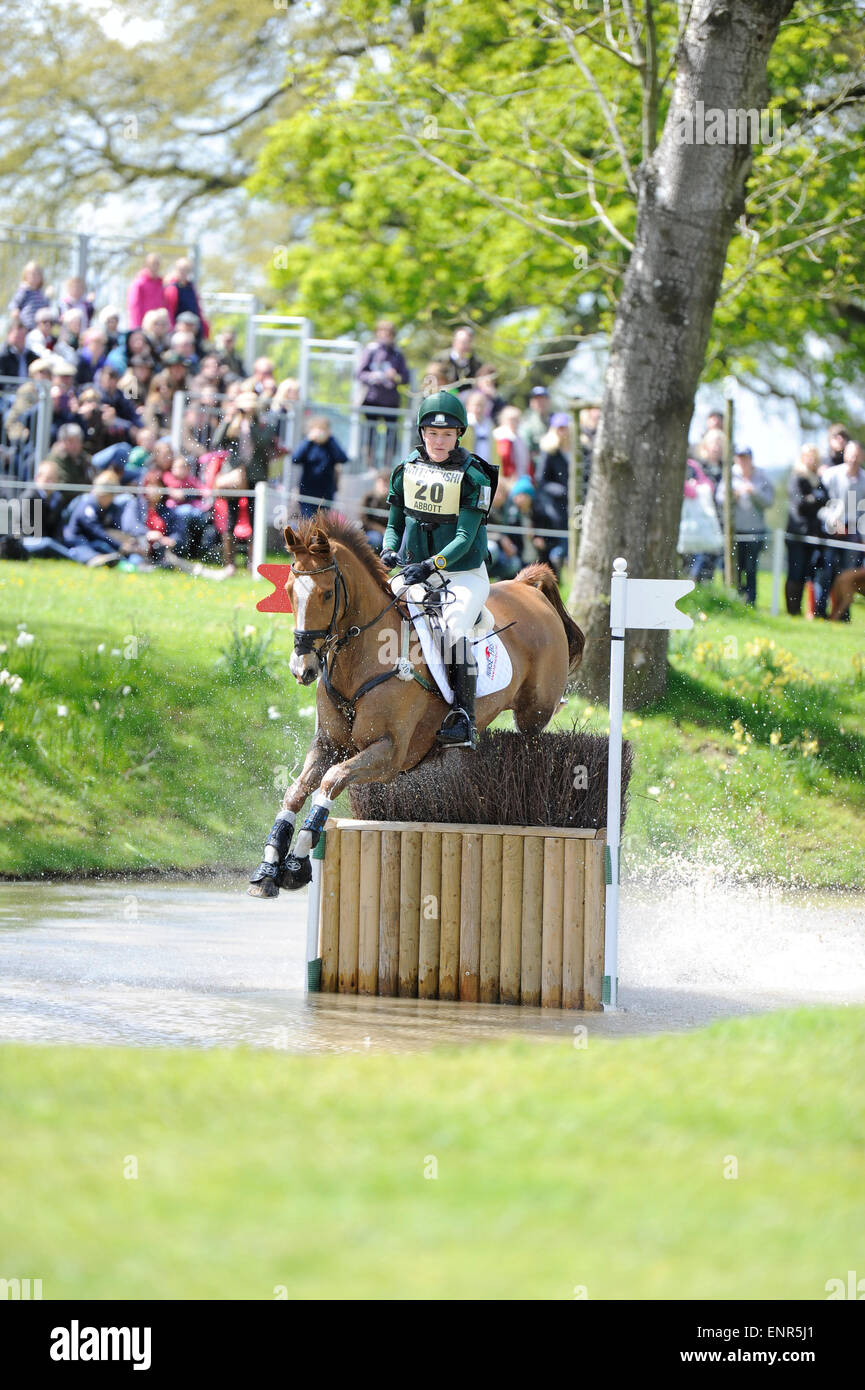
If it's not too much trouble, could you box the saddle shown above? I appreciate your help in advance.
[392,577,512,703]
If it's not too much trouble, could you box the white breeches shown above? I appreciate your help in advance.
[391,564,490,661]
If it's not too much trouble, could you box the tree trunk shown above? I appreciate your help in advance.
[570,0,794,706]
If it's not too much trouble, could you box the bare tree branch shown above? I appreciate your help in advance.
[720,212,865,303]
[183,80,295,139]
[641,0,659,161]
[539,8,639,195]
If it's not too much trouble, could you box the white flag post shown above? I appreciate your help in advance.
[604,558,694,1010]
[305,707,323,993]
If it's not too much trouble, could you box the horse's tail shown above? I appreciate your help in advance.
[514,563,585,675]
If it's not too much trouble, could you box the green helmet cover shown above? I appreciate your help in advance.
[417,390,467,433]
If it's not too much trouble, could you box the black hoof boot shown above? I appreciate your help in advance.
[248,813,296,899]
[280,854,313,890]
[248,861,281,898]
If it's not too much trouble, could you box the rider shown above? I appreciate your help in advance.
[380,389,494,750]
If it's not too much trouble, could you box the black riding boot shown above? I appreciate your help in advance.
[436,652,479,750]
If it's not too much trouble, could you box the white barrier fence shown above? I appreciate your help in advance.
[4,474,863,611]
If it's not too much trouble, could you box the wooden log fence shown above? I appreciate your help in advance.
[318,819,606,1010]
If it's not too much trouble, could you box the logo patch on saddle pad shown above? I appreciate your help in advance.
[482,638,500,683]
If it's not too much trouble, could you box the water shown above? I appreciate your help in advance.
[0,875,863,1052]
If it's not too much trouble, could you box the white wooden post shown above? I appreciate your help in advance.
[252,480,268,579]
[604,558,628,1010]
[305,707,323,992]
[604,560,695,1011]
[770,528,785,617]
[170,389,185,454]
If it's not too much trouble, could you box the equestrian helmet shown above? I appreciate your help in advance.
[417,390,467,435]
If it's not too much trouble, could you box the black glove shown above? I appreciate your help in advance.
[400,560,435,586]
[380,549,399,570]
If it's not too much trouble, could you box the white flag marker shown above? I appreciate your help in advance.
[604,558,694,1010]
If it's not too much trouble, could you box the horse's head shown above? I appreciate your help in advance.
[284,525,340,685]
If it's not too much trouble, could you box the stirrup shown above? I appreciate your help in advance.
[436,707,478,749]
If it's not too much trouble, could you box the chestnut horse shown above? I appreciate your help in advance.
[248,513,584,896]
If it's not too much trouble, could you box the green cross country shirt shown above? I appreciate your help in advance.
[384,448,491,571]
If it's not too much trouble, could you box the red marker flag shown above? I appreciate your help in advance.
[256,563,293,614]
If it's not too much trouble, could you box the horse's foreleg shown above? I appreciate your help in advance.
[319,734,402,800]
[281,735,403,891]
[248,735,339,899]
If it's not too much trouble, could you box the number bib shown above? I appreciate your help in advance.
[403,461,464,521]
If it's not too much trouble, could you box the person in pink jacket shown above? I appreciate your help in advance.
[126,254,168,329]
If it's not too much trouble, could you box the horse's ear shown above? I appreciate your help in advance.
[310,527,331,555]
[283,525,298,552]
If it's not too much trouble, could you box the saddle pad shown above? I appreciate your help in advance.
[405,592,513,703]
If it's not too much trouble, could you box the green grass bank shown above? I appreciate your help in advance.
[1,1007,861,1299]
[0,561,862,885]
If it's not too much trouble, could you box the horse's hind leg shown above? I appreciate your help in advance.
[512,681,560,736]
[513,700,556,736]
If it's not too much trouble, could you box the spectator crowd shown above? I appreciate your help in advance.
[1,254,297,574]
[2,259,864,621]
[680,413,865,620]
[1,277,598,580]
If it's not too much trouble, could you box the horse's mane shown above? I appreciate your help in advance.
[290,510,391,594]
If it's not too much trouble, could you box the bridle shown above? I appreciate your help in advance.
[290,559,350,658]
[290,554,438,726]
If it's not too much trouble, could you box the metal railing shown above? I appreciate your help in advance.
[0,376,52,491]
[1,226,197,324]
[168,388,417,475]
[0,475,573,584]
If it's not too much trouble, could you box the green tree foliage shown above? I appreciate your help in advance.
[0,0,359,223]
[0,1,861,413]
[250,0,865,410]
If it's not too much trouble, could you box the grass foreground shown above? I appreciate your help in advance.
[0,561,863,885]
[0,1006,862,1300]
